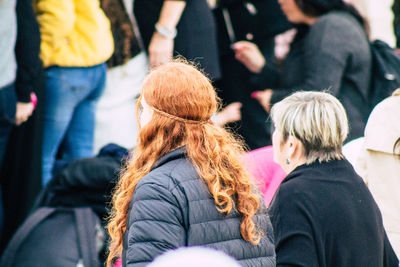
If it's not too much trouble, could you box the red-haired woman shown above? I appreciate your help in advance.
[107,61,275,267]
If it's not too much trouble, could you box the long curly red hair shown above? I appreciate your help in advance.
[106,60,262,266]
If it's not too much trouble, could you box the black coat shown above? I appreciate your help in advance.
[252,11,371,141]
[134,0,221,80]
[122,147,275,267]
[269,159,399,267]
[0,0,45,252]
[215,0,292,56]
[14,0,43,102]
[34,144,128,221]
[214,0,292,150]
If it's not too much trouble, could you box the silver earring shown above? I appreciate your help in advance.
[286,158,290,165]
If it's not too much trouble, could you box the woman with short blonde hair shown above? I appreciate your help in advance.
[107,60,275,267]
[270,91,348,165]
[269,91,398,266]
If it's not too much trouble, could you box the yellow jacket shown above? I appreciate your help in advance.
[35,0,114,67]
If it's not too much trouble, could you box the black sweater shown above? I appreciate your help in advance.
[269,159,399,267]
[252,11,371,141]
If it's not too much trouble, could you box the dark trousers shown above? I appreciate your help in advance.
[0,83,16,166]
[0,69,44,253]
[0,82,16,242]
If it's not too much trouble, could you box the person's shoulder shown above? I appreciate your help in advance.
[364,94,400,153]
[131,161,189,208]
[271,166,329,219]
[316,11,356,27]
[277,163,329,198]
[270,176,312,220]
[275,173,309,201]
[137,156,198,190]
[312,11,364,38]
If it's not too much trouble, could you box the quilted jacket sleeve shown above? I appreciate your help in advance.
[124,181,186,267]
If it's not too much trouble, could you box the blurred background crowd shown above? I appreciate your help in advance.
[0,0,399,266]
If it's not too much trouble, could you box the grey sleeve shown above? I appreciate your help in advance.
[125,182,186,266]
[271,22,349,104]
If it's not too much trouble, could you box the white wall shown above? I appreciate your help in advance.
[350,0,396,46]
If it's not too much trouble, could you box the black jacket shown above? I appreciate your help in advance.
[35,144,128,221]
[0,0,45,252]
[215,0,292,56]
[14,0,43,102]
[122,147,275,267]
[252,11,371,141]
[269,159,399,267]
[213,0,292,150]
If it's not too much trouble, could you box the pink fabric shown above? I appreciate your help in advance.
[114,259,122,267]
[243,146,286,207]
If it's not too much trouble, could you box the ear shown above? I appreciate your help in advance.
[285,136,295,158]
[287,136,302,158]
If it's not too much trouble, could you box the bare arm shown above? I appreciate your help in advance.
[148,1,186,68]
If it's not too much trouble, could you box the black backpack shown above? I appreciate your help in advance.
[369,40,400,110]
[0,207,105,267]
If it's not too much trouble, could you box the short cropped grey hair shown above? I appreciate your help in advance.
[270,91,349,164]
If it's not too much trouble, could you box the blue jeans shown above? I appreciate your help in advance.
[0,83,16,167]
[42,64,106,185]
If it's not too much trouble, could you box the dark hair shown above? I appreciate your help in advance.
[294,0,369,33]
[394,137,400,155]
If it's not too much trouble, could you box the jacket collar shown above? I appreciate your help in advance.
[152,146,187,170]
[282,158,349,184]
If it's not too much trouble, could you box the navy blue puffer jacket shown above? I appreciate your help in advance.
[121,147,275,266]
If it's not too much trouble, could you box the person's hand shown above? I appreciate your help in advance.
[251,89,273,113]
[214,102,242,126]
[148,32,174,68]
[232,41,266,73]
[15,102,34,125]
